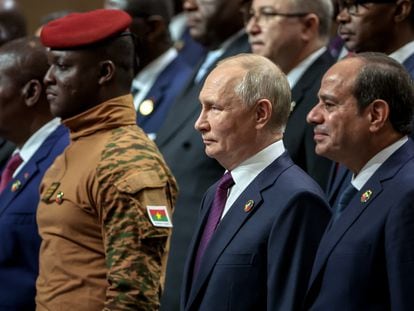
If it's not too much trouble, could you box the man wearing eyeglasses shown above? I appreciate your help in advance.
[337,0,414,76]
[328,0,414,225]
[244,0,335,191]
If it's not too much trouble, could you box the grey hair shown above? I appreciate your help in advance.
[287,0,333,39]
[218,53,292,133]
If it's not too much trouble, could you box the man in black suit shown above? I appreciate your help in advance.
[245,0,334,190]
[156,0,250,309]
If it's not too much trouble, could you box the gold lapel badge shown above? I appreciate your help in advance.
[244,200,255,212]
[360,189,373,203]
[11,180,21,192]
[139,99,155,116]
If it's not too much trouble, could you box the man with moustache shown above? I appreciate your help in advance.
[329,0,414,213]
[305,53,414,310]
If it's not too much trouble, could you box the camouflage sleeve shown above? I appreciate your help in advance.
[100,169,175,311]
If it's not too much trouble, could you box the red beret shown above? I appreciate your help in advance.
[40,9,132,49]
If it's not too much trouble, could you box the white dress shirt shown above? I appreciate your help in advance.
[13,117,61,177]
[351,137,408,191]
[222,140,286,219]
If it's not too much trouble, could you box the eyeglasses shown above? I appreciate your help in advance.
[338,0,395,16]
[242,7,309,24]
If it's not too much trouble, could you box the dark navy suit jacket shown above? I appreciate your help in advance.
[0,124,69,311]
[181,152,331,311]
[304,139,414,310]
[137,54,193,135]
[326,53,414,205]
[158,33,251,311]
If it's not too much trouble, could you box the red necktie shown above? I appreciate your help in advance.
[0,153,23,193]
[193,172,234,278]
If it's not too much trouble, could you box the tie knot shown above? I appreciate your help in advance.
[0,152,23,193]
[6,153,23,172]
[333,183,357,222]
[218,172,234,190]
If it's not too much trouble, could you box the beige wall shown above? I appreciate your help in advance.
[19,0,103,35]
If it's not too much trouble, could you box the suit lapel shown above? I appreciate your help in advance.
[0,125,66,217]
[185,153,293,309]
[291,50,334,113]
[402,52,414,79]
[308,140,414,290]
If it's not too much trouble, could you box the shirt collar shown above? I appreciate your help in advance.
[287,47,326,88]
[14,117,61,176]
[230,140,285,188]
[389,40,414,64]
[352,136,408,190]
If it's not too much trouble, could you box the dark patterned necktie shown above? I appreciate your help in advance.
[333,183,357,222]
[192,172,234,277]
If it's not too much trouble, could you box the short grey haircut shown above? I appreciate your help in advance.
[217,53,292,133]
[287,0,333,39]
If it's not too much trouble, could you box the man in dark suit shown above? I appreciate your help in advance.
[181,54,330,311]
[327,0,414,206]
[104,0,193,140]
[305,53,414,310]
[157,0,251,309]
[0,0,27,168]
[0,37,69,311]
[245,0,334,190]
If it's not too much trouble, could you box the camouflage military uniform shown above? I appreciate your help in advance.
[36,95,178,311]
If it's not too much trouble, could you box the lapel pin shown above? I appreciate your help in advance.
[55,191,64,204]
[290,101,296,112]
[360,189,373,203]
[139,99,155,116]
[42,182,60,203]
[24,172,30,179]
[244,200,255,212]
[11,180,21,192]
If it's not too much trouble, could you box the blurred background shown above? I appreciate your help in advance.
[20,0,101,34]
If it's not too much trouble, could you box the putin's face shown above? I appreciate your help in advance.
[194,64,259,170]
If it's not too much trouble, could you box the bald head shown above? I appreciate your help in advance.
[0,36,51,146]
[0,2,27,46]
[0,36,48,83]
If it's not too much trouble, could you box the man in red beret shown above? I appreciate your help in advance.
[36,9,178,311]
